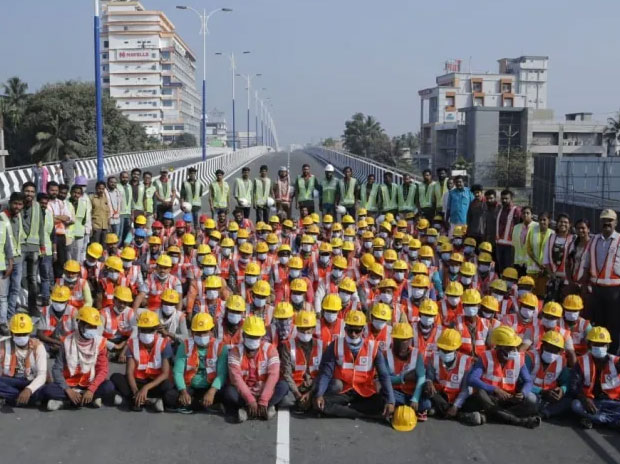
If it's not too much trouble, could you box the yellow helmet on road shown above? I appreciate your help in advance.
[392,405,417,432]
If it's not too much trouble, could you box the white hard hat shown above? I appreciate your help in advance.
[336,205,347,215]
[239,198,250,208]
[267,197,275,207]
[325,164,335,172]
[181,201,192,213]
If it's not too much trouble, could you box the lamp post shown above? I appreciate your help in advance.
[94,0,104,181]
[176,6,232,161]
[216,51,250,151]
[236,73,261,149]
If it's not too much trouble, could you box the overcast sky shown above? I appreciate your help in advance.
[1,0,618,146]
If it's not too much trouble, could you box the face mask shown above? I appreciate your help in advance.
[256,253,267,261]
[439,350,455,364]
[369,277,380,286]
[324,224,332,230]
[372,319,387,331]
[258,233,267,240]
[441,253,451,262]
[323,312,339,323]
[227,312,243,325]
[157,272,168,281]
[464,246,474,255]
[302,244,312,253]
[85,259,96,267]
[240,257,249,264]
[394,244,402,251]
[52,302,66,313]
[269,244,278,252]
[564,311,579,322]
[481,310,495,319]
[364,241,373,250]
[339,292,351,305]
[289,270,301,279]
[506,350,520,361]
[427,237,436,244]
[421,259,432,268]
[194,335,210,347]
[412,288,425,300]
[384,262,394,270]
[345,236,354,242]
[208,240,218,248]
[520,307,535,321]
[297,332,313,343]
[237,238,246,245]
[379,293,393,304]
[246,276,258,285]
[222,248,232,257]
[345,334,362,347]
[373,250,383,259]
[453,239,463,247]
[394,271,405,282]
[332,269,343,280]
[279,256,290,266]
[206,289,219,300]
[517,289,528,298]
[291,294,305,304]
[254,297,266,308]
[492,293,504,302]
[319,256,330,265]
[244,338,261,350]
[162,305,176,316]
[122,260,132,269]
[449,265,460,274]
[276,319,292,337]
[433,223,442,230]
[420,315,435,327]
[591,346,608,359]
[506,281,515,290]
[63,274,77,284]
[541,350,558,364]
[13,335,30,347]
[542,318,557,329]
[461,276,472,286]
[171,257,180,265]
[82,328,98,340]
[203,267,215,276]
[463,305,478,317]
[409,250,419,259]
[379,232,388,239]
[479,264,490,273]
[447,296,460,307]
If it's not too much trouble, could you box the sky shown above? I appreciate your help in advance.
[1,0,619,146]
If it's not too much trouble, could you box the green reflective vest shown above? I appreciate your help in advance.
[398,183,417,212]
[360,183,379,212]
[154,179,172,202]
[67,198,88,239]
[144,185,156,214]
[0,211,23,257]
[184,181,204,207]
[0,221,7,271]
[120,184,132,215]
[23,202,41,246]
[210,181,230,209]
[132,183,145,211]
[339,178,357,206]
[254,177,272,206]
[418,181,436,209]
[320,178,339,204]
[433,179,448,211]
[235,178,253,205]
[42,208,54,256]
[296,175,316,202]
[380,183,400,212]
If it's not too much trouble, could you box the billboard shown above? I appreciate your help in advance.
[116,49,158,61]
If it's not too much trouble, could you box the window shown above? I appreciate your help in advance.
[501,82,512,93]
[174,125,184,130]
[163,100,173,107]
[503,98,513,107]
[104,40,109,48]
[472,80,482,92]
[102,53,108,59]
[161,51,170,59]
[162,64,171,70]
[103,77,109,84]
[445,95,455,107]
[163,76,171,84]
[474,97,484,107]
[162,88,173,95]
[102,65,107,71]
[164,125,174,131]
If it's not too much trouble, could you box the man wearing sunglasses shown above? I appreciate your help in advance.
[313,310,395,421]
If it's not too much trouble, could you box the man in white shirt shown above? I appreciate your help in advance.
[106,176,123,237]
[47,181,73,279]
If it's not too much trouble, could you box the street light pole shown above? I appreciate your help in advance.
[94,0,104,181]
[216,51,250,151]
[237,73,261,149]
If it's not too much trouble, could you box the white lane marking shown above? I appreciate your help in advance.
[276,409,290,464]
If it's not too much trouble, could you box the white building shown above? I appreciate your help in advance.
[101,1,201,143]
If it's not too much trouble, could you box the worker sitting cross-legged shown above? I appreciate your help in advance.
[313,310,395,421]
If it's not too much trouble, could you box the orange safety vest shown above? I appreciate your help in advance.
[412,321,442,363]
[217,318,243,347]
[527,350,565,390]
[502,313,539,342]
[333,336,380,397]
[431,351,472,402]
[40,305,77,338]
[102,306,135,339]
[98,275,128,309]
[496,206,517,246]
[62,334,107,388]
[286,338,323,386]
[129,334,168,380]
[386,347,419,395]
[440,299,462,327]
[144,274,180,310]
[479,350,524,394]
[455,316,490,357]
[587,233,620,286]
[183,338,221,386]
[230,342,272,383]
[577,353,620,400]
[57,277,87,309]
[0,338,40,377]
[315,317,344,347]
[365,323,392,354]
[560,317,590,355]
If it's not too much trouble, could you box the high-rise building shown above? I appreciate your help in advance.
[100,1,201,143]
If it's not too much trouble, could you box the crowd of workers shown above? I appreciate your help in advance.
[0,159,619,433]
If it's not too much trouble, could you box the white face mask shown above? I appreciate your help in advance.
[85,260,96,267]
[463,305,479,317]
[222,248,232,257]
[240,257,249,264]
[107,271,119,281]
[258,253,268,261]
[506,281,515,290]
[373,250,383,259]
[427,237,436,244]
[449,265,460,274]
[324,224,332,230]
[122,260,132,269]
[63,274,78,284]
[481,310,495,319]
[384,262,394,270]
[171,257,180,265]
[591,346,608,359]
[254,297,266,308]
[344,236,354,242]
[369,277,380,286]
[372,319,387,330]
[209,240,218,248]
[520,306,535,321]
[302,244,312,253]
[289,270,301,279]
[203,267,215,276]
[323,312,339,323]
[447,296,460,307]
[506,350,520,361]
[291,294,305,304]
[541,350,558,364]
[492,293,504,302]
[460,276,473,286]
[345,334,363,347]
[13,335,30,347]
[162,305,176,316]
[333,249,342,257]
[52,302,66,313]
[379,232,388,239]
[339,292,351,304]
[194,335,210,347]
[244,337,261,350]
[364,241,373,249]
[268,244,278,253]
[464,246,474,255]
[542,318,557,329]
[82,328,98,340]
[421,259,432,268]
[439,350,455,364]
[564,311,579,322]
[279,256,290,265]
[206,289,219,300]
[453,239,463,247]
[246,276,258,285]
[441,253,451,262]
[227,312,243,325]
[332,269,343,279]
[237,238,246,245]
[297,332,313,343]
[412,288,426,300]
[517,289,528,298]
[479,264,490,273]
[394,271,405,282]
[379,293,393,304]
[409,250,419,259]
[420,315,435,327]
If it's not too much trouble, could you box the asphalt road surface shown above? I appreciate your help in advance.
[2,151,620,464]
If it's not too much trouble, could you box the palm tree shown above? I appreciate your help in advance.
[343,113,385,157]
[29,115,84,162]
[1,77,29,129]
[605,111,620,156]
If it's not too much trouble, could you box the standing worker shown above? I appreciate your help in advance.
[274,166,293,219]
[209,170,230,218]
[380,172,400,217]
[234,167,253,219]
[295,164,317,215]
[360,174,380,218]
[398,174,417,219]
[254,165,272,223]
[337,166,359,218]
[153,168,176,221]
[319,165,339,217]
[417,169,436,220]
[181,167,205,229]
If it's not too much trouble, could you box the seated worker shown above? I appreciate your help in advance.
[0,314,47,407]
[44,307,115,411]
[217,295,245,347]
[168,313,228,414]
[100,286,136,361]
[559,294,592,357]
[525,330,571,420]
[466,326,541,428]
[571,327,620,429]
[110,311,174,412]
[37,285,78,356]
[316,294,345,346]
[313,310,395,421]
[224,316,287,423]
[423,328,478,425]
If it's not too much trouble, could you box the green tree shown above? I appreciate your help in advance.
[170,132,197,148]
[322,137,336,147]
[342,112,385,158]
[604,110,620,156]
[29,114,85,162]
[492,149,528,188]
[1,76,29,129]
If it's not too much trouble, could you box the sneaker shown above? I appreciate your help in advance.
[237,407,248,423]
[479,412,487,425]
[47,399,64,411]
[267,405,277,420]
[154,398,164,413]
[458,411,483,426]
[416,411,428,422]
[113,394,123,406]
[93,398,103,408]
[178,406,194,415]
[580,417,593,429]
[0,324,9,336]
[524,416,541,429]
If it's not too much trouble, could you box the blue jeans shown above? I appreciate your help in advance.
[222,380,289,413]
[118,215,131,244]
[536,394,573,418]
[7,259,23,319]
[42,380,116,403]
[394,389,431,411]
[0,376,45,404]
[0,271,9,325]
[39,255,54,302]
[571,398,620,425]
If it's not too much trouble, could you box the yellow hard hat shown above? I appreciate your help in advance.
[372,237,385,248]
[10,314,33,334]
[243,315,266,337]
[519,292,538,308]
[365,217,375,226]
[338,277,357,293]
[384,249,398,261]
[479,242,493,254]
[155,254,173,268]
[411,274,430,288]
[378,278,397,290]
[323,214,334,224]
[269,215,280,224]
[291,278,308,293]
[393,260,408,271]
[51,285,71,302]
[417,218,429,230]
[445,281,464,297]
[302,216,314,226]
[450,252,464,264]
[274,302,294,319]
[295,310,317,328]
[490,326,522,347]
[64,260,81,274]
[452,225,466,237]
[562,294,584,311]
[440,242,453,253]
[301,235,314,245]
[319,242,333,253]
[252,280,271,297]
[462,288,481,305]
[105,233,120,245]
[409,238,421,249]
[342,214,355,225]
[392,405,417,432]
[192,313,215,332]
[357,219,368,229]
[344,227,356,237]
[227,221,239,231]
[114,286,133,303]
[411,262,428,275]
[518,275,535,287]
[322,294,343,311]
[209,230,222,241]
[201,254,217,267]
[87,242,103,259]
[426,227,438,237]
[397,219,407,229]
[246,262,261,276]
[239,242,254,255]
[542,330,565,350]
[371,303,392,321]
[464,237,477,247]
[344,310,366,327]
[226,294,246,313]
[167,245,181,255]
[586,326,612,344]
[419,245,434,259]
[342,241,355,252]
[137,310,159,329]
[205,218,216,228]
[358,207,368,216]
[478,252,493,264]
[77,306,102,327]
[120,247,136,261]
[362,231,374,240]
[310,213,320,223]
[161,288,180,304]
[392,322,413,339]
[502,267,519,281]
[289,256,303,269]
[360,253,375,269]
[238,228,250,239]
[332,223,343,232]
[419,299,439,316]
[330,237,343,248]
[393,231,404,240]
[135,214,147,225]
[278,244,292,254]
[182,233,196,246]
[542,302,563,318]
[333,256,348,270]
[266,233,279,245]
[256,242,269,254]
[460,262,477,277]
[480,295,499,312]
[380,221,392,232]
[220,238,234,248]
[205,275,223,289]
[105,256,124,272]
[437,328,462,351]
[370,262,385,278]
[148,236,162,246]
[490,279,508,292]
[283,219,294,228]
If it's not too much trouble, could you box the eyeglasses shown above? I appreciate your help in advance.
[345,327,363,335]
